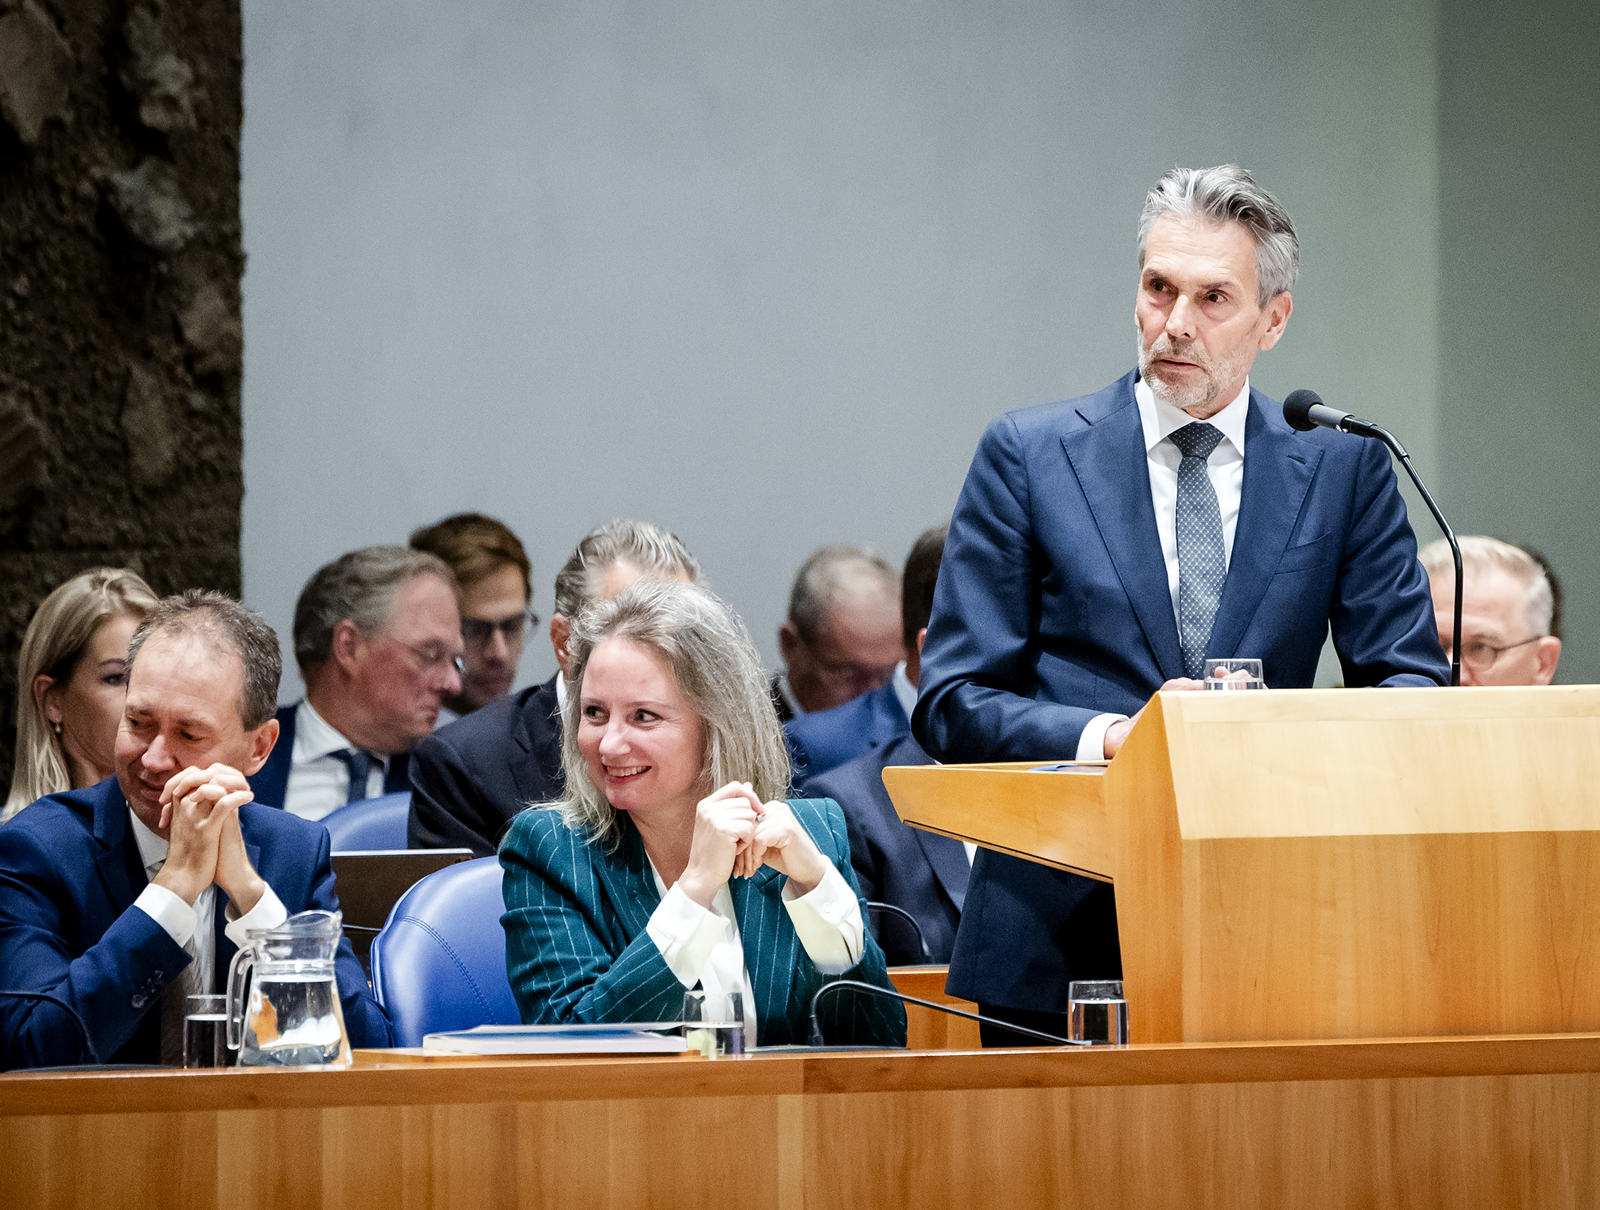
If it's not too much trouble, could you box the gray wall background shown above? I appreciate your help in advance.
[240,0,1595,698]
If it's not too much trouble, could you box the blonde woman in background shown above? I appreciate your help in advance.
[4,568,158,821]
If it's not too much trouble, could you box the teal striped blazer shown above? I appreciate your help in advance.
[499,797,907,1048]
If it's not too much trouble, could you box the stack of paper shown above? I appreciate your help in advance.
[422,1023,688,1055]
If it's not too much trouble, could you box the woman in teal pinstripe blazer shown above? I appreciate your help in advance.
[499,580,906,1048]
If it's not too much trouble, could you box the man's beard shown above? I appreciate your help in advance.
[1136,327,1252,416]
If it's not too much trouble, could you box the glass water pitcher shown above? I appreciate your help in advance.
[226,909,352,1068]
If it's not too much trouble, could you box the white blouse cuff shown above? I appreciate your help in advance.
[782,863,864,975]
[646,882,728,988]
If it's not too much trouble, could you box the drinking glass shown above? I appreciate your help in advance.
[683,990,745,1058]
[1202,658,1264,689]
[1067,980,1129,1046]
[184,994,231,1068]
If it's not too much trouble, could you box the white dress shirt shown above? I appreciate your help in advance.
[129,809,288,985]
[1074,376,1252,761]
[644,852,864,1042]
[283,699,390,821]
[891,662,974,866]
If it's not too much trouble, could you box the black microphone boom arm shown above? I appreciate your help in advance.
[807,978,1091,1048]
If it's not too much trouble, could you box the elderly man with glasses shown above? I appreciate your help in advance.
[1421,536,1563,686]
[247,546,464,820]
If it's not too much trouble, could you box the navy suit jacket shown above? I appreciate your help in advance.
[785,680,910,784]
[408,676,565,856]
[499,799,906,1048]
[0,777,392,1068]
[800,733,969,966]
[248,703,412,811]
[914,370,1449,1012]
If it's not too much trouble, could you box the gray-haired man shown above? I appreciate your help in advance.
[407,519,699,855]
[915,165,1448,1044]
[248,546,464,820]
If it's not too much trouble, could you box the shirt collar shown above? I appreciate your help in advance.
[128,806,168,877]
[1135,373,1251,458]
[775,674,805,719]
[555,672,568,713]
[891,661,916,723]
[294,698,386,765]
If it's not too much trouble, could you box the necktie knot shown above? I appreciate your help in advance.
[331,748,374,805]
[1169,421,1224,461]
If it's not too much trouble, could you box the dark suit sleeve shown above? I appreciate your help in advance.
[498,813,687,1026]
[785,799,906,1048]
[407,732,500,856]
[0,824,190,1068]
[914,415,1104,762]
[303,826,394,1048]
[1330,439,1451,687]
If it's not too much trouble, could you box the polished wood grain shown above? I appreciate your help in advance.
[885,686,1600,1044]
[888,966,982,1050]
[7,1035,1600,1208]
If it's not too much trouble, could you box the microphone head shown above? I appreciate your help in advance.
[1282,389,1323,432]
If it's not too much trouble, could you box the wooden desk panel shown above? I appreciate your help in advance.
[6,1036,1600,1208]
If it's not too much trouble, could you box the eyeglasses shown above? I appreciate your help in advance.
[397,640,465,679]
[1450,635,1542,674]
[461,608,537,649]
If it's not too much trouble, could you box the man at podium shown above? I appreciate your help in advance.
[913,164,1449,1044]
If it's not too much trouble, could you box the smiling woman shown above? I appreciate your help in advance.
[498,580,906,1048]
[5,569,159,821]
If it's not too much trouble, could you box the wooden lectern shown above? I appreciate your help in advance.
[883,686,1600,1044]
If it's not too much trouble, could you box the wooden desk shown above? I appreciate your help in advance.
[6,1033,1600,1207]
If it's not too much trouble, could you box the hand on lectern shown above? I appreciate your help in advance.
[1102,678,1204,758]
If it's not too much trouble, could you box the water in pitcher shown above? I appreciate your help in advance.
[239,964,346,1066]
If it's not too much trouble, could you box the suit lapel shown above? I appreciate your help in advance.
[590,823,660,941]
[91,779,144,914]
[730,869,795,1028]
[915,829,971,913]
[510,678,561,802]
[1206,397,1322,659]
[1060,386,1185,680]
[869,686,907,750]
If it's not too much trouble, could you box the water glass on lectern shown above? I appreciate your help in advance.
[1202,658,1264,689]
[683,990,745,1058]
[184,994,231,1068]
[1068,980,1129,1046]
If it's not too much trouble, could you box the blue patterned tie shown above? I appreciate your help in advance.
[331,748,373,806]
[1169,422,1227,679]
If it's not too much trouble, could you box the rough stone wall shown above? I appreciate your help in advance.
[0,0,242,791]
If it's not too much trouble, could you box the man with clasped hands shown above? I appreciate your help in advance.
[914,164,1448,1045]
[0,591,389,1068]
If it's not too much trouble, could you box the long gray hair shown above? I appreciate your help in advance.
[552,579,790,851]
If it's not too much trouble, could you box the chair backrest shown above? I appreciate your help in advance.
[322,791,412,851]
[369,856,521,1046]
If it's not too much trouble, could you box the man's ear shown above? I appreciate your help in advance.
[916,627,927,655]
[778,620,803,668]
[550,614,572,675]
[1533,636,1562,686]
[329,618,365,675]
[1257,290,1293,352]
[241,717,281,777]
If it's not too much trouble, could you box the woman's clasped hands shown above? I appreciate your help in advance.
[677,781,830,909]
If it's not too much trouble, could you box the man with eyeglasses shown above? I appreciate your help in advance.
[410,513,537,726]
[771,545,903,724]
[247,547,464,821]
[1421,536,1562,686]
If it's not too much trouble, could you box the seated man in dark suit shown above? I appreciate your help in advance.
[0,591,391,1068]
[799,525,970,965]
[407,519,700,855]
[769,545,902,726]
[249,546,464,820]
[787,527,945,782]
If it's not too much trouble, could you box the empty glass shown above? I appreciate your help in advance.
[1068,980,1129,1046]
[683,990,744,1058]
[184,994,231,1068]
[1202,658,1264,689]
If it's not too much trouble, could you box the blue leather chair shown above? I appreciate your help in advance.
[369,856,521,1046]
[321,791,412,851]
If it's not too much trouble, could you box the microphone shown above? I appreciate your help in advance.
[1282,390,1462,687]
[865,901,931,964]
[0,989,103,1066]
[807,978,1091,1047]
